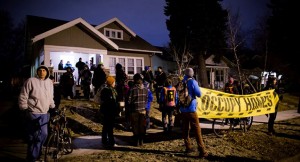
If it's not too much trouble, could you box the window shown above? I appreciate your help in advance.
[215,69,224,82]
[109,57,116,74]
[105,30,110,37]
[104,28,123,40]
[136,59,143,74]
[108,56,144,76]
[127,58,134,75]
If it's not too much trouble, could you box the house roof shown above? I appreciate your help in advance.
[112,36,162,53]
[154,46,174,61]
[26,15,161,54]
[95,17,136,37]
[96,17,161,54]
[29,16,118,50]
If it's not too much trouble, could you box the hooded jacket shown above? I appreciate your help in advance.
[19,65,55,114]
[179,75,201,113]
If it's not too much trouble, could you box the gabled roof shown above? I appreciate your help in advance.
[27,15,161,54]
[30,16,118,50]
[95,17,161,54]
[95,17,136,37]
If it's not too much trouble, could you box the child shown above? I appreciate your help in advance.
[160,78,178,133]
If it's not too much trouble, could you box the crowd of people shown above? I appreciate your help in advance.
[17,61,283,161]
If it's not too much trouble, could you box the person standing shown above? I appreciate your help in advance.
[143,81,153,130]
[142,66,154,91]
[60,67,75,100]
[75,58,86,85]
[264,77,281,136]
[80,64,92,100]
[49,75,61,110]
[64,61,74,71]
[154,66,167,104]
[92,62,107,95]
[115,63,128,103]
[160,78,178,133]
[128,73,148,146]
[18,65,55,162]
[58,60,64,70]
[100,76,119,148]
[180,68,208,158]
[224,76,239,125]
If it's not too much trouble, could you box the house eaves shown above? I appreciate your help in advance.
[32,17,119,50]
[95,17,136,37]
[111,36,162,54]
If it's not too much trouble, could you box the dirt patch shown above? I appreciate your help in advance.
[59,97,300,162]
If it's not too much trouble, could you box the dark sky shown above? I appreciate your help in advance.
[1,0,270,47]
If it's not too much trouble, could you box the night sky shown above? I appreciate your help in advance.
[0,0,270,47]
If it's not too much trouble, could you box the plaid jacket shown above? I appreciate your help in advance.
[128,84,148,112]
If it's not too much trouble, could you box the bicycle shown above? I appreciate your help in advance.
[212,116,253,137]
[44,106,73,161]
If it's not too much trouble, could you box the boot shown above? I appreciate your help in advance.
[133,135,139,146]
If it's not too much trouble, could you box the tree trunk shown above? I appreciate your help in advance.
[197,52,209,88]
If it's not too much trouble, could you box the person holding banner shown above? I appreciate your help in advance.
[224,76,240,125]
[264,77,281,136]
[180,68,208,158]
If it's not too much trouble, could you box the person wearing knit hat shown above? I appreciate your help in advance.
[181,67,209,158]
[106,76,115,86]
[19,65,55,161]
[100,76,118,148]
[184,68,194,77]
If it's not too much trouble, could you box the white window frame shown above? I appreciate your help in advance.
[108,56,144,76]
[104,28,123,40]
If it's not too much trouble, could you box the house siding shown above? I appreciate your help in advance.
[45,25,107,50]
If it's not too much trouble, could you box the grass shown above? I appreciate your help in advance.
[278,93,299,111]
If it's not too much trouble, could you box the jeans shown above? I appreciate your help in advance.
[25,113,49,162]
[161,106,174,131]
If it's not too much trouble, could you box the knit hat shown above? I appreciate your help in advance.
[106,76,115,86]
[36,65,50,79]
[184,68,194,77]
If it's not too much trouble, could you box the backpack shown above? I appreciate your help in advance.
[94,84,107,104]
[177,78,193,108]
[163,87,176,107]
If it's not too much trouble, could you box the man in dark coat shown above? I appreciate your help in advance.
[92,63,107,95]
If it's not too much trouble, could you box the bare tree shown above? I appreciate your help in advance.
[169,41,193,77]
[226,10,246,94]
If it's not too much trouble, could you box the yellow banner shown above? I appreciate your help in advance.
[196,87,279,118]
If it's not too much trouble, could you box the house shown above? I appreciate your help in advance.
[150,50,235,90]
[204,55,233,90]
[25,15,162,83]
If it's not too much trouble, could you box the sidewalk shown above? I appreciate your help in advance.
[1,110,299,161]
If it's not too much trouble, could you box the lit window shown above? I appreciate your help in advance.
[127,58,134,74]
[136,59,142,74]
[108,56,144,75]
